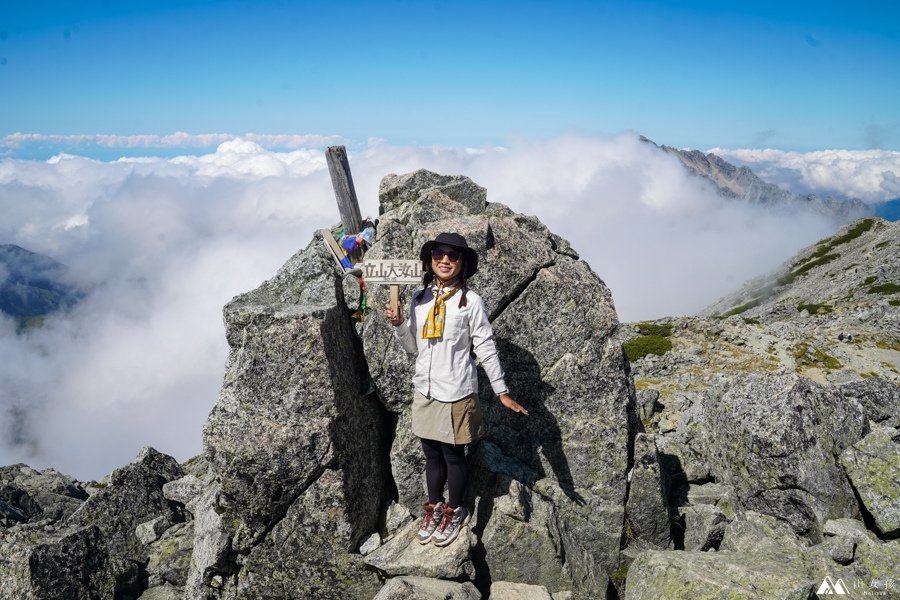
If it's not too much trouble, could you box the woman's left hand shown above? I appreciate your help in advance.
[499,394,528,416]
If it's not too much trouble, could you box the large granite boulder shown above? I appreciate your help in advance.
[145,521,193,589]
[625,512,816,600]
[360,171,631,599]
[840,426,900,537]
[363,518,477,580]
[678,503,728,551]
[378,170,488,217]
[67,447,184,562]
[196,235,392,599]
[0,525,117,600]
[490,581,555,599]
[476,479,571,591]
[624,433,672,550]
[373,576,481,600]
[699,374,867,540]
[838,378,900,428]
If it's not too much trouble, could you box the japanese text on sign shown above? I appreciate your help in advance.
[361,260,422,284]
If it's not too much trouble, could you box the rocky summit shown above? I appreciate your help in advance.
[0,170,897,600]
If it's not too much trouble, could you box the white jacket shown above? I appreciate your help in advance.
[394,286,508,402]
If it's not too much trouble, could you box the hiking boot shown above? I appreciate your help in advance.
[432,505,470,547]
[416,501,444,544]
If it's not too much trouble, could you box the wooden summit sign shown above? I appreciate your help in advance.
[361,259,422,315]
[361,259,422,283]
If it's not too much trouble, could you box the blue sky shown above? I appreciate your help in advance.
[1,0,899,157]
[2,0,900,478]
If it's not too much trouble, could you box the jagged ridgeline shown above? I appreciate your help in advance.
[1,172,897,600]
[655,141,873,221]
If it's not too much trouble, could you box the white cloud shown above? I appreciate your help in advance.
[708,148,900,203]
[0,135,845,479]
[1,132,343,152]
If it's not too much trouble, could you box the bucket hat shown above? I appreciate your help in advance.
[419,232,478,278]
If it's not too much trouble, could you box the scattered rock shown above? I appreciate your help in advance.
[372,576,481,600]
[490,580,554,600]
[679,503,727,551]
[364,519,476,580]
[0,465,87,523]
[360,532,381,555]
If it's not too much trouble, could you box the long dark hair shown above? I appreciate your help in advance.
[414,260,469,307]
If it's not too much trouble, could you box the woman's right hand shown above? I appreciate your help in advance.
[385,301,404,327]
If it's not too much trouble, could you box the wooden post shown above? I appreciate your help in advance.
[325,146,362,237]
[390,285,400,316]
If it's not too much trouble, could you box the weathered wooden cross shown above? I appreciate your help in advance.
[322,145,422,315]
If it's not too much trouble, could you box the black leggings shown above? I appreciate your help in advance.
[421,438,468,508]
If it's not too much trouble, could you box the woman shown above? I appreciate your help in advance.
[385,232,528,547]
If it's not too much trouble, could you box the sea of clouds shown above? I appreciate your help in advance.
[710,147,900,204]
[0,132,890,479]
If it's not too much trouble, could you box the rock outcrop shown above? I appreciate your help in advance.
[181,168,629,600]
[360,171,630,599]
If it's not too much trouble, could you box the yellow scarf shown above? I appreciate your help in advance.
[422,286,458,339]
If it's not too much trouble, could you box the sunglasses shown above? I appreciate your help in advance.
[431,248,462,262]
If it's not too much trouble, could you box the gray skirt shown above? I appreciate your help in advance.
[411,390,484,445]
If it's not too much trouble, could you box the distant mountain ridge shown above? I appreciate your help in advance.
[642,137,873,221]
[0,244,83,321]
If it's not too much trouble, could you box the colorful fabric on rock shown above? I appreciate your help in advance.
[422,287,458,339]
